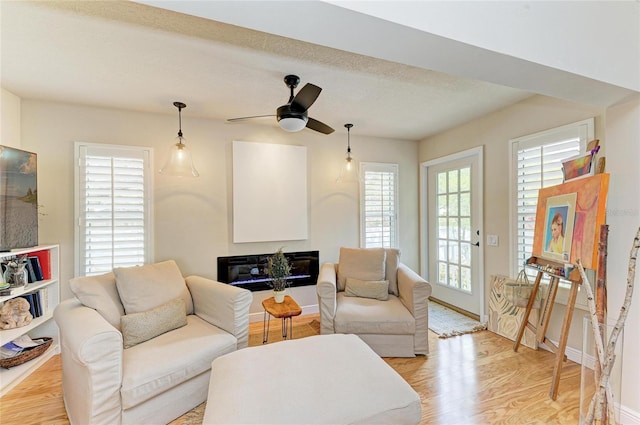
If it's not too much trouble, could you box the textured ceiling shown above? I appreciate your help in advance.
[1,1,536,140]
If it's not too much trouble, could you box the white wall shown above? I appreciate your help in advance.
[603,94,640,418]
[18,99,420,316]
[1,88,21,147]
[419,94,640,419]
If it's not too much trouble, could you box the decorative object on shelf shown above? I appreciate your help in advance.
[576,226,638,425]
[336,123,359,183]
[0,337,52,369]
[2,255,28,288]
[159,101,199,177]
[266,248,291,303]
[0,145,38,251]
[227,74,335,134]
[0,297,33,329]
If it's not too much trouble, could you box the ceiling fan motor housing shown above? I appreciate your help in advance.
[277,104,308,129]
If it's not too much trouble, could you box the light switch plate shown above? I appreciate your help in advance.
[487,235,499,246]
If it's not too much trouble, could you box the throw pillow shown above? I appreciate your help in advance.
[385,248,401,296]
[114,260,193,315]
[345,278,389,301]
[337,247,386,291]
[69,272,125,330]
[121,297,187,349]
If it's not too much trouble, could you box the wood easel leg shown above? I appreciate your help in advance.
[537,277,559,343]
[513,271,543,352]
[549,280,579,400]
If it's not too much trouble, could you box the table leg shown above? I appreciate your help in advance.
[262,309,271,344]
[282,317,288,340]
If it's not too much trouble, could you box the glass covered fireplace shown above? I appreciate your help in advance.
[216,250,319,292]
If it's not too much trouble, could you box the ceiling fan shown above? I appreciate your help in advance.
[227,75,335,134]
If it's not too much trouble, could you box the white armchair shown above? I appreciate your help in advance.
[317,248,432,357]
[54,260,252,425]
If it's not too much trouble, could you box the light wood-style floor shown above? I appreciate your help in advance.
[0,314,583,424]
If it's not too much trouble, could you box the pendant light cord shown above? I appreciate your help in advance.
[345,123,353,156]
[174,101,186,141]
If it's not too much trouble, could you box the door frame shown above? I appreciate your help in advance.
[420,146,485,322]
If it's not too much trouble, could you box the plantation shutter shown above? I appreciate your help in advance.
[360,162,398,248]
[511,119,593,275]
[75,143,153,276]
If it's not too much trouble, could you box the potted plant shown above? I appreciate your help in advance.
[267,248,291,303]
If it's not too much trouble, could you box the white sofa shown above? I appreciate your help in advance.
[54,260,252,425]
[317,247,432,357]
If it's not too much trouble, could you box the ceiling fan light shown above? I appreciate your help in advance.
[278,116,308,132]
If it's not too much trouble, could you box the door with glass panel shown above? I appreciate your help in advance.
[424,150,482,316]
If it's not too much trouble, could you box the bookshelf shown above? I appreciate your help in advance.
[0,244,60,396]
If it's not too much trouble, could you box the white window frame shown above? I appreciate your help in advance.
[509,118,594,307]
[359,162,399,249]
[74,142,154,277]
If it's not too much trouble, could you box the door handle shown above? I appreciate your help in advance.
[473,241,480,247]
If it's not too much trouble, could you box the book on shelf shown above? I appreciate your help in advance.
[19,294,37,318]
[33,291,43,317]
[28,256,44,281]
[40,287,49,315]
[26,260,37,283]
[29,250,51,280]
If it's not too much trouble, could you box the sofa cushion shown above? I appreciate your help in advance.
[337,247,386,292]
[69,272,125,330]
[334,292,416,335]
[114,260,194,315]
[385,248,401,296]
[121,298,188,349]
[345,278,389,301]
[121,314,237,409]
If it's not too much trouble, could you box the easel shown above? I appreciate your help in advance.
[513,256,583,400]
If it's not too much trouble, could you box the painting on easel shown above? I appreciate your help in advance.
[532,174,609,269]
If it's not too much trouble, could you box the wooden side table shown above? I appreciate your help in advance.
[262,295,302,344]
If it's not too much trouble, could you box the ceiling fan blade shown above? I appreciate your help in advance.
[227,114,275,122]
[306,117,334,134]
[290,83,321,112]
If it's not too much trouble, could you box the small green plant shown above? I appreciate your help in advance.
[267,248,291,292]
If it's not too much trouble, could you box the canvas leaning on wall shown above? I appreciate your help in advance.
[0,145,38,251]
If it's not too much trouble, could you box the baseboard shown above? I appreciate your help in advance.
[543,337,640,423]
[249,303,319,323]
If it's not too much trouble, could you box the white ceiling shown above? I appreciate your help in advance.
[1,1,633,141]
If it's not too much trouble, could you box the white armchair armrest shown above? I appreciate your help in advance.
[185,276,253,349]
[397,263,432,355]
[316,262,338,334]
[54,299,123,425]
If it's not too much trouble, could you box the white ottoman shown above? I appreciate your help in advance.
[202,334,421,424]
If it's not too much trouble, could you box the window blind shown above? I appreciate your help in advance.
[510,118,593,275]
[360,163,398,248]
[76,144,152,276]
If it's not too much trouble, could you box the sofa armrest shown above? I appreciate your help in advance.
[185,276,253,349]
[397,263,432,355]
[316,262,338,334]
[54,298,123,425]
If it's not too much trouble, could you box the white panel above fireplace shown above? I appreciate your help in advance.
[232,141,308,243]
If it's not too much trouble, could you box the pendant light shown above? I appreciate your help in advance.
[159,101,199,177]
[336,123,359,183]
